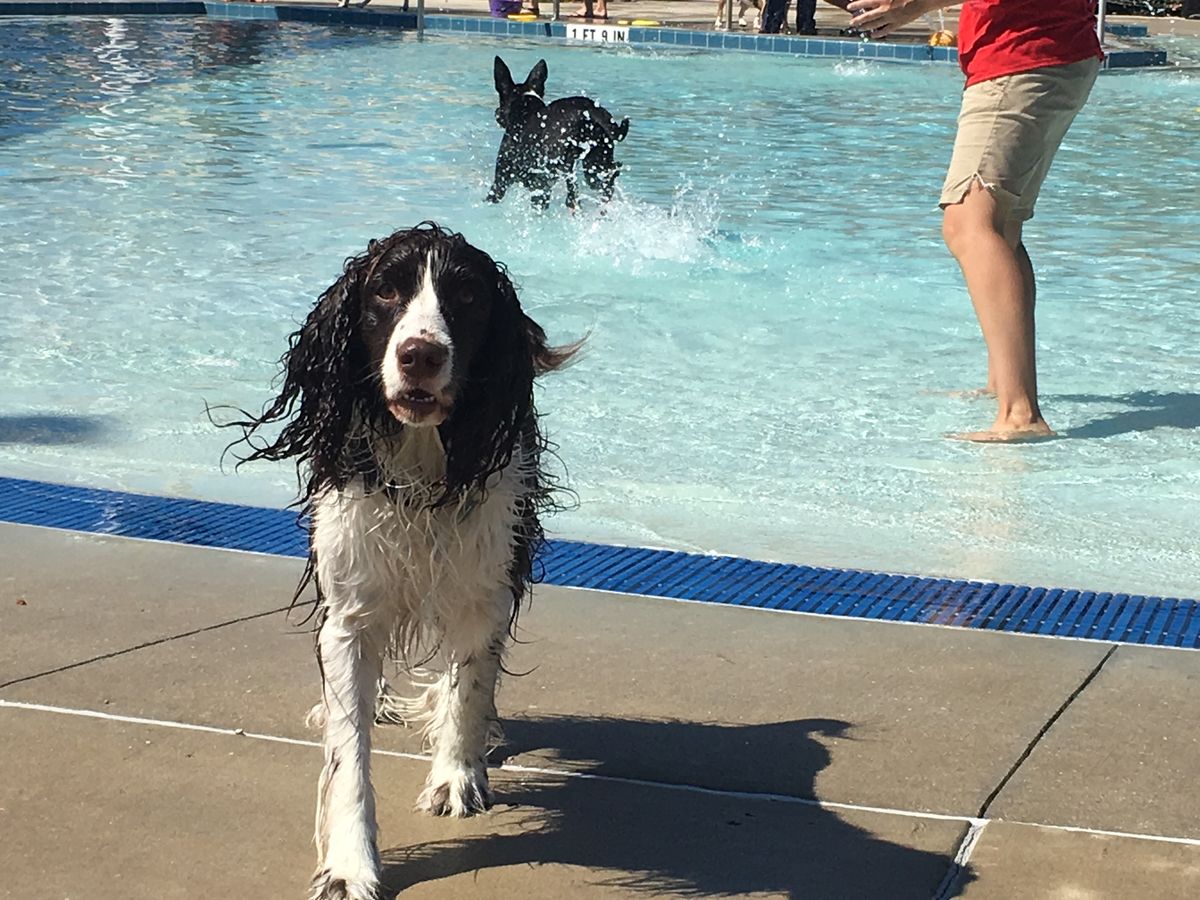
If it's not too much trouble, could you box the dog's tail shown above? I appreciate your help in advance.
[587,103,629,143]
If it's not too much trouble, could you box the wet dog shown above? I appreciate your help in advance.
[226,223,579,900]
[486,57,629,211]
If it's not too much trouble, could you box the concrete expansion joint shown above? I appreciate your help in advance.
[976,644,1119,821]
[931,820,988,900]
[932,818,988,900]
[0,605,291,692]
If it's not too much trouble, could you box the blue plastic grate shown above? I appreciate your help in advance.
[2,476,1195,648]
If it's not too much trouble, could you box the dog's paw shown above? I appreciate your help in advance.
[310,869,379,900]
[305,702,327,730]
[416,761,494,818]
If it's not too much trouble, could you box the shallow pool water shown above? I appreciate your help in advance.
[1,17,1198,597]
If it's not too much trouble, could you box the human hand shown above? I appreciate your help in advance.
[846,0,936,38]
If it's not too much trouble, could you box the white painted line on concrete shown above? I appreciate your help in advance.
[552,583,1195,653]
[0,697,339,751]
[498,757,986,825]
[6,699,1200,849]
[13,522,1197,654]
[1001,818,1200,848]
[8,519,309,565]
[0,698,975,824]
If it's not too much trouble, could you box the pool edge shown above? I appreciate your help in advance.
[1,475,1195,650]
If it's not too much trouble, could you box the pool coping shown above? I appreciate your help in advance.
[2,475,1196,650]
[0,0,1171,69]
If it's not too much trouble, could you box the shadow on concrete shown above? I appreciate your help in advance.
[0,414,107,445]
[380,715,973,899]
[1054,391,1200,439]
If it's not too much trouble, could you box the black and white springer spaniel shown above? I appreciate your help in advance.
[229,223,577,900]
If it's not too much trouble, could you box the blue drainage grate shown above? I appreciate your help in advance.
[1,475,1196,649]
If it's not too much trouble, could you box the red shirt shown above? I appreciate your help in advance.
[958,0,1104,86]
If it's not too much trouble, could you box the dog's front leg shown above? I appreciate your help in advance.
[486,157,513,204]
[564,174,579,213]
[416,592,510,817]
[311,609,388,900]
[485,179,508,204]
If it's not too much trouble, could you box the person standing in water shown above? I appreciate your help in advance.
[847,0,1103,442]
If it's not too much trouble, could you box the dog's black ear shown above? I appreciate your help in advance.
[526,59,548,97]
[222,250,375,502]
[615,117,630,142]
[437,265,534,506]
[494,56,515,95]
[436,262,579,507]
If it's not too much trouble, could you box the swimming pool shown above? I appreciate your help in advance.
[1,17,1198,598]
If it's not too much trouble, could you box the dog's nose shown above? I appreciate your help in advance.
[397,338,449,380]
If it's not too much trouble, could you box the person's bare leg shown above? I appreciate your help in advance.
[942,181,1054,442]
[981,227,1035,396]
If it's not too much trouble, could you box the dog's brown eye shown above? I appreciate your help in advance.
[375,286,399,302]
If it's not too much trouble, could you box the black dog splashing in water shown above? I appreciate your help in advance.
[487,56,630,212]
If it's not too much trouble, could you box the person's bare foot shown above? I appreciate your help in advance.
[945,420,1057,443]
[955,386,996,399]
[922,387,996,399]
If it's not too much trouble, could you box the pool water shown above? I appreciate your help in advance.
[1,18,1198,598]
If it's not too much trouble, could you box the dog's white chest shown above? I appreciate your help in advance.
[310,431,524,618]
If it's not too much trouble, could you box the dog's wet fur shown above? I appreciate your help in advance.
[486,57,629,211]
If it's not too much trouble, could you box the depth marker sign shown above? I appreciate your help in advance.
[565,24,629,43]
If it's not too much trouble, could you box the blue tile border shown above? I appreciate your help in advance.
[1105,22,1149,37]
[1,476,1196,649]
[1105,47,1169,68]
[0,4,1170,69]
[0,1,205,14]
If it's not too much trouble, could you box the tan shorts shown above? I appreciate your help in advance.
[940,56,1101,222]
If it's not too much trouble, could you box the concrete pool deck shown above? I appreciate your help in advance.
[3,521,1199,898]
[240,0,1200,45]
[7,0,1197,46]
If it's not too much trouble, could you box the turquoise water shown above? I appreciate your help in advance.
[1,18,1198,597]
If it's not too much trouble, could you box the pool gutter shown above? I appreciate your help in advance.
[1,475,1196,650]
